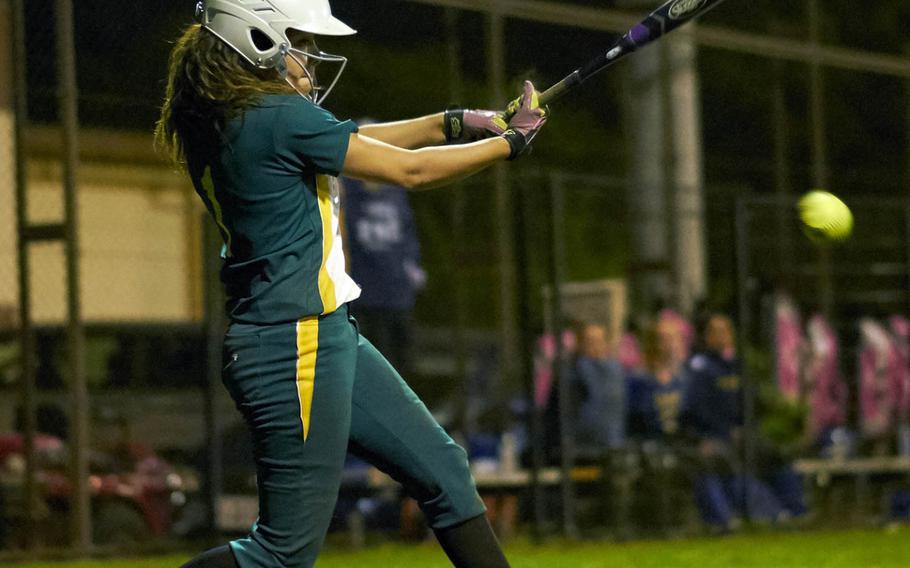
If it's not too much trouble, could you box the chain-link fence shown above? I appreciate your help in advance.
[0,1,18,337]
[4,0,211,551]
[5,0,910,556]
[737,195,910,427]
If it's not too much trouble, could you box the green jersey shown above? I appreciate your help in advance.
[189,94,361,324]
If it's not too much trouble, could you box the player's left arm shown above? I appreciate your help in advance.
[358,109,505,150]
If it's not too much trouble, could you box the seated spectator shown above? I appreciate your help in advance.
[570,322,627,454]
[626,315,691,533]
[805,314,848,454]
[684,312,807,531]
[859,318,906,455]
[618,323,644,374]
[628,316,688,441]
[565,321,639,535]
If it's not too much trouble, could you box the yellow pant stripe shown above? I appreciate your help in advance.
[295,316,319,441]
[315,176,337,314]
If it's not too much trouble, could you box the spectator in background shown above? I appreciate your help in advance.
[626,315,691,533]
[617,321,644,374]
[773,293,804,405]
[890,317,910,429]
[571,322,626,454]
[568,321,637,536]
[859,318,901,454]
[342,160,425,374]
[685,313,806,531]
[888,316,910,449]
[628,316,688,442]
[805,314,848,453]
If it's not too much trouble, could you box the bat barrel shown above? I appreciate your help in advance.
[537,0,729,107]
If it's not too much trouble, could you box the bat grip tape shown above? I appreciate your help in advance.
[540,71,581,106]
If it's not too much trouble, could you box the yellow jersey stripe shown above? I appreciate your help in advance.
[316,176,337,314]
[295,316,319,442]
[200,166,233,257]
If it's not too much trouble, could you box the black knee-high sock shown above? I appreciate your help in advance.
[433,514,511,568]
[180,545,239,568]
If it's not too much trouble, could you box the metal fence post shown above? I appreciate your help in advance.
[203,218,226,537]
[511,174,541,542]
[55,0,91,551]
[487,5,520,427]
[549,173,578,539]
[807,0,834,319]
[735,196,756,521]
[11,0,38,549]
[444,7,471,435]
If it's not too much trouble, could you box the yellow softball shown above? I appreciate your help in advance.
[798,190,853,241]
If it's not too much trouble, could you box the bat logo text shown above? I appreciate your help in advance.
[668,0,707,19]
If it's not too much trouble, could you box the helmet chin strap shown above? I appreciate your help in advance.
[284,47,348,106]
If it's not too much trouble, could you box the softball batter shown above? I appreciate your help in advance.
[155,1,547,566]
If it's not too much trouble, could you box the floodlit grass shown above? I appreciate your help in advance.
[5,527,910,567]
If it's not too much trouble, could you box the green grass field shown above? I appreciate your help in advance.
[5,527,910,568]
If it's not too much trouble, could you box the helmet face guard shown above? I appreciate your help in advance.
[285,43,348,106]
[196,0,355,106]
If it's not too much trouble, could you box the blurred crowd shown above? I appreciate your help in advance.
[775,294,910,458]
[510,293,910,534]
[529,308,806,533]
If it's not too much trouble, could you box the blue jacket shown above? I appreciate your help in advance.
[627,371,687,439]
[683,350,743,440]
[571,356,627,449]
[343,178,422,310]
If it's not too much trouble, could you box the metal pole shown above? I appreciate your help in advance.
[772,56,795,287]
[734,197,756,521]
[444,7,471,435]
[667,24,707,313]
[808,0,834,319]
[56,0,91,551]
[549,174,578,539]
[808,0,829,189]
[407,0,910,79]
[660,39,678,308]
[203,218,226,536]
[511,177,540,543]
[11,0,38,549]
[627,25,670,311]
[487,6,519,428]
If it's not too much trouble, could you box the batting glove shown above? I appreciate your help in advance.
[501,81,549,160]
[493,92,524,127]
[444,109,507,143]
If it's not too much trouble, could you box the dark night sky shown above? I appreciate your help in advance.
[25,0,910,124]
[21,0,910,195]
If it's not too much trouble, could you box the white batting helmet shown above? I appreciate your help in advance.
[196,0,355,103]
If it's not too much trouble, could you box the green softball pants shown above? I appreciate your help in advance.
[221,306,485,568]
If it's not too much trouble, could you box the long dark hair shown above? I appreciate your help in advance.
[155,24,292,167]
